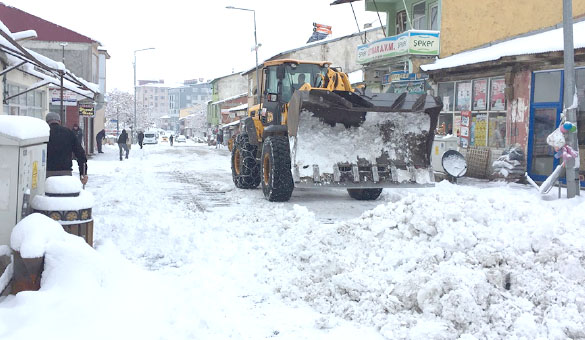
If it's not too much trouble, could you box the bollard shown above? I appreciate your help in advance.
[11,251,44,294]
[31,176,94,247]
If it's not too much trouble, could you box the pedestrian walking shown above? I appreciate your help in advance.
[138,131,144,149]
[45,112,88,185]
[96,129,105,153]
[117,129,130,160]
[216,129,223,149]
[72,123,83,147]
[169,134,174,146]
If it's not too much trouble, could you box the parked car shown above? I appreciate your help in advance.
[143,132,158,144]
[176,135,186,143]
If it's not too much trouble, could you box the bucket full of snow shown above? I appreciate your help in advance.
[442,150,467,178]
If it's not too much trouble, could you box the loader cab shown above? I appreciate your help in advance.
[263,62,328,109]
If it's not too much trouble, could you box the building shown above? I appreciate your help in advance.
[169,80,212,133]
[136,80,170,129]
[207,73,248,127]
[0,3,107,155]
[362,0,585,186]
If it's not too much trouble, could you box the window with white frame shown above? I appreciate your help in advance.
[396,10,407,34]
[430,3,439,30]
[413,2,426,30]
[5,83,45,118]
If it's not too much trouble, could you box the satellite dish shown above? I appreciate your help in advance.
[442,150,467,178]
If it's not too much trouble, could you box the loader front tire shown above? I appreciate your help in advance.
[231,134,260,189]
[261,136,294,202]
[347,188,383,201]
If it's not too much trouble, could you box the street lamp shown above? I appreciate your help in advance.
[133,47,155,141]
[59,42,68,120]
[226,6,261,105]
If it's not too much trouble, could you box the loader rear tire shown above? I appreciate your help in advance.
[347,188,383,201]
[261,136,294,202]
[231,134,260,189]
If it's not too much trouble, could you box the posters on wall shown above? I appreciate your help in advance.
[473,79,487,110]
[490,78,506,110]
[472,113,488,147]
[460,110,471,148]
[456,82,471,111]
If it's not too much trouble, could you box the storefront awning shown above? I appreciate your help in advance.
[0,21,99,101]
[422,20,585,72]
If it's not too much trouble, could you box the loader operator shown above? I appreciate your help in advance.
[293,73,306,91]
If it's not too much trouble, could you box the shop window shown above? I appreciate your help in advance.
[456,81,471,111]
[437,113,453,135]
[490,78,506,110]
[488,112,506,148]
[438,82,455,111]
[430,3,439,30]
[533,71,561,103]
[472,79,488,111]
[412,2,426,30]
[396,10,407,34]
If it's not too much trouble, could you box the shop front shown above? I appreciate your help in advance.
[358,30,440,93]
[528,68,585,186]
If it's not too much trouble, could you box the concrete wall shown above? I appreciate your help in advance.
[441,0,585,57]
[214,73,247,100]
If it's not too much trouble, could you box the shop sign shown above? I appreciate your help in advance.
[78,103,95,117]
[50,89,78,106]
[389,80,426,94]
[357,30,440,64]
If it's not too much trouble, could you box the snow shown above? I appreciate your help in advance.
[443,153,467,177]
[0,115,50,140]
[1,143,585,339]
[44,176,82,195]
[10,213,66,258]
[31,190,94,211]
[292,110,431,182]
[422,20,585,71]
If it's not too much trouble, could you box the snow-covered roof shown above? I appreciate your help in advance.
[160,115,170,119]
[220,119,241,129]
[0,20,99,98]
[227,103,248,112]
[422,20,585,72]
[211,93,247,105]
[0,115,49,146]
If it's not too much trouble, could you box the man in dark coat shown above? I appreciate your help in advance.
[72,123,84,147]
[138,131,144,149]
[117,129,129,160]
[96,129,105,153]
[169,134,174,146]
[46,112,88,184]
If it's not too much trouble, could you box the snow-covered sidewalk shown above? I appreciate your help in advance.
[1,142,584,340]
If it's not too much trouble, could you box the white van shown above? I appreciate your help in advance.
[143,132,158,144]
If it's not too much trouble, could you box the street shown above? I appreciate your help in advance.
[80,141,585,339]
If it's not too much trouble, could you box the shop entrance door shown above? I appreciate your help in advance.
[527,70,563,182]
[527,107,560,180]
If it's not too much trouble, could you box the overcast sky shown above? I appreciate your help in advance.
[6,0,386,92]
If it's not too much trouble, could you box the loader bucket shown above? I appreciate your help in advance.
[287,88,442,188]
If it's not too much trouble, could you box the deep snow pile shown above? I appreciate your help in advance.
[239,182,585,339]
[292,111,431,182]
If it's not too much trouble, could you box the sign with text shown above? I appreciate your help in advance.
[460,110,471,148]
[50,89,78,106]
[78,103,95,117]
[357,30,440,64]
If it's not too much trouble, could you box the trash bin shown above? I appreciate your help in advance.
[31,176,94,247]
[431,135,459,173]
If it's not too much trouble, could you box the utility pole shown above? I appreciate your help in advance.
[59,42,67,122]
[563,0,581,197]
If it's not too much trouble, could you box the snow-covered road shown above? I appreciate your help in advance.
[1,141,585,340]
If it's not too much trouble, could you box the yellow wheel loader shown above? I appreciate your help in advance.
[230,59,442,202]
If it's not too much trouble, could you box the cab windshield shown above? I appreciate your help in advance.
[281,63,328,102]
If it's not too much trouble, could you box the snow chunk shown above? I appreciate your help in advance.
[10,213,66,258]
[32,190,94,211]
[45,176,82,195]
[0,115,50,140]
